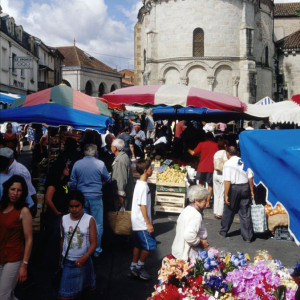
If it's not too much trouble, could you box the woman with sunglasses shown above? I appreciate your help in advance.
[0,175,33,300]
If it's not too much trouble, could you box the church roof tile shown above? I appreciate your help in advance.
[276,29,300,50]
[274,2,300,17]
[56,46,118,74]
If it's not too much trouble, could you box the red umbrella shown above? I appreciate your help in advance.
[95,97,125,111]
[292,94,300,105]
[103,85,247,112]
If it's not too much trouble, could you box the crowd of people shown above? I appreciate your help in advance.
[0,113,293,300]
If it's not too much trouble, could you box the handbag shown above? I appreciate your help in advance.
[107,210,132,235]
[52,214,83,289]
[250,198,267,233]
[214,158,226,173]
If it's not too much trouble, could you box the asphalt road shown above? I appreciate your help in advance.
[15,148,300,300]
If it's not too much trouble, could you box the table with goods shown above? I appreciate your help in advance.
[154,162,188,214]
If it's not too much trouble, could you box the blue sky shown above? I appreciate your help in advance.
[0,0,296,70]
[1,0,142,70]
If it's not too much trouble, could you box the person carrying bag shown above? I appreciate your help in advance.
[55,190,97,300]
[250,197,267,233]
[52,214,83,290]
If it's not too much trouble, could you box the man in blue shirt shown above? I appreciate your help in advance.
[70,144,111,256]
[133,123,146,159]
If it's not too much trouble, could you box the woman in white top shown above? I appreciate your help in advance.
[213,139,228,219]
[171,185,210,261]
[58,190,97,300]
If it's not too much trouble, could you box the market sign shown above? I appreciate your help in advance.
[13,57,33,69]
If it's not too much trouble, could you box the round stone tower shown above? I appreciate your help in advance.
[134,0,274,104]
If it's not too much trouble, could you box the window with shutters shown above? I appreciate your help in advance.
[193,28,204,57]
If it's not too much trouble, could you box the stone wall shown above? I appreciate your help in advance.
[62,68,121,96]
[134,0,274,103]
[274,18,300,41]
[278,52,300,99]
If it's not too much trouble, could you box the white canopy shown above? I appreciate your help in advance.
[255,96,275,105]
[245,100,300,124]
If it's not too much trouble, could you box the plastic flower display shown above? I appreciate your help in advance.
[149,249,298,300]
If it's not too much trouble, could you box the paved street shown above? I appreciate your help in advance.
[15,148,300,300]
[16,205,300,300]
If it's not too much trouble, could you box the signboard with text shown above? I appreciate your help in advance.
[13,57,33,69]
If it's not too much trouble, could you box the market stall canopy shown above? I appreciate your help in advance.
[255,96,275,105]
[125,105,147,113]
[239,130,300,245]
[103,85,247,112]
[0,103,111,132]
[95,97,125,111]
[11,84,112,117]
[292,94,300,105]
[0,92,23,105]
[152,105,242,122]
[245,100,300,124]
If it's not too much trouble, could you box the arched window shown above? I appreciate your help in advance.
[110,84,117,92]
[193,28,204,57]
[98,83,105,97]
[85,81,92,95]
[264,46,269,67]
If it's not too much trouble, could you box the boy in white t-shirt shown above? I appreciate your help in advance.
[128,159,156,280]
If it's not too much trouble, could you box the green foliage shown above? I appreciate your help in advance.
[222,262,238,277]
[193,259,205,277]
[274,285,286,300]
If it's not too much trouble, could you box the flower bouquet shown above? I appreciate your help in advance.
[149,249,298,300]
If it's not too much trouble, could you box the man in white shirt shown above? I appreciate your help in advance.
[219,146,254,242]
[145,110,155,142]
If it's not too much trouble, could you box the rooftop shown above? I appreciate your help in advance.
[57,45,119,74]
[274,2,300,17]
[276,29,300,50]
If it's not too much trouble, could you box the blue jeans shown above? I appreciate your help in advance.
[83,195,103,256]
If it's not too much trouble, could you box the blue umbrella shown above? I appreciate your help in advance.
[152,105,241,121]
[0,92,23,105]
[0,103,111,133]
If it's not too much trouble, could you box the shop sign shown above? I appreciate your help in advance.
[13,57,33,69]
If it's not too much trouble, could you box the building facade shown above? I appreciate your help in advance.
[0,10,38,95]
[57,45,122,97]
[0,7,64,95]
[274,3,300,100]
[134,0,275,104]
[119,69,134,87]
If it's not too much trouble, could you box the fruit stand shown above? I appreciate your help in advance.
[154,164,187,214]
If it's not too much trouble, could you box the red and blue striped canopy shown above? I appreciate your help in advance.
[11,84,112,117]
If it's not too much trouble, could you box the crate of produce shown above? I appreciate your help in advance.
[156,185,186,193]
[274,226,294,241]
[154,205,184,214]
[155,193,186,207]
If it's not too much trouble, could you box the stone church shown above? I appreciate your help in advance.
[134,0,276,104]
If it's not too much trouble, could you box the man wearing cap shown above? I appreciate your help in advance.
[219,146,254,242]
[133,122,146,159]
[0,147,37,216]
